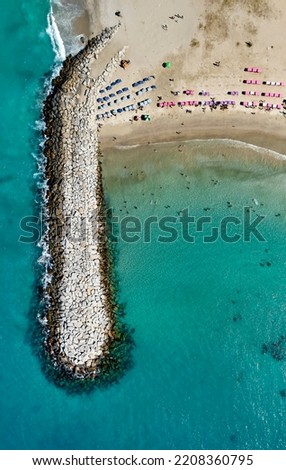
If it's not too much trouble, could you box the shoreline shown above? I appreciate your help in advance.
[99,104,286,157]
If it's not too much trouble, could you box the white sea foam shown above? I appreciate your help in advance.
[34,120,46,132]
[38,315,48,326]
[49,0,87,58]
[203,138,286,161]
[117,144,140,150]
[154,137,286,161]
[42,272,53,289]
[46,6,66,62]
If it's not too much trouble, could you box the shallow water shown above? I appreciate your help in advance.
[1,0,286,450]
[101,141,286,449]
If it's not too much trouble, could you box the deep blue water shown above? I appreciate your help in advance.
[1,1,286,450]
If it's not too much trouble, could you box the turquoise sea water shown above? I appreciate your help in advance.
[1,0,286,450]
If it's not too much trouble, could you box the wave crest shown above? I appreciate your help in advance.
[46,6,66,62]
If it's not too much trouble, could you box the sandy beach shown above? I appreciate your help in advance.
[69,0,286,154]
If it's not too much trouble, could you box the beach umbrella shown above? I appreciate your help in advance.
[111,81,116,86]
[103,96,109,101]
[117,89,123,95]
[97,98,103,103]
[117,108,123,113]
[151,85,157,89]
[134,116,139,121]
[115,78,122,84]
[163,62,172,68]
[143,77,150,82]
[122,87,129,92]
[137,80,144,85]
[132,82,138,87]
[106,85,112,91]
[99,89,105,93]
[109,93,115,98]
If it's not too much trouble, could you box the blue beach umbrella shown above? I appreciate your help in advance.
[143,77,150,82]
[99,89,105,93]
[106,85,112,91]
[97,98,103,103]
[117,89,123,95]
[115,78,122,84]
[103,96,109,101]
[137,80,144,85]
[117,108,123,113]
[109,93,115,98]
[122,87,129,92]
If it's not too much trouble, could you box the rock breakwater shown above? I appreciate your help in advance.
[42,26,126,379]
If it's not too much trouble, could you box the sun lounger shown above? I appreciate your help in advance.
[245,67,262,73]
